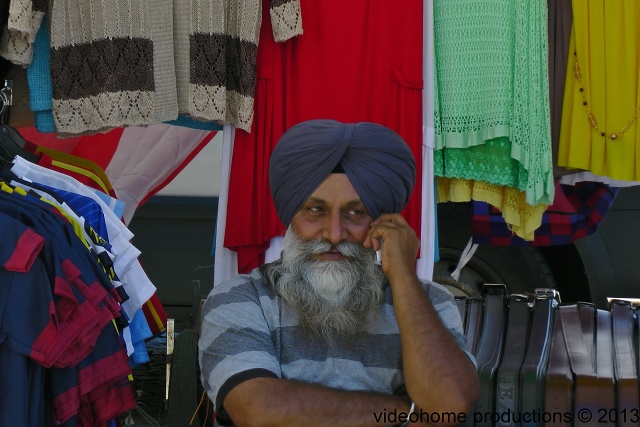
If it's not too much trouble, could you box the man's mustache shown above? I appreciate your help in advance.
[303,239,370,258]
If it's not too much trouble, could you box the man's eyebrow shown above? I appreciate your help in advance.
[343,200,366,209]
[303,197,326,205]
[302,198,365,209]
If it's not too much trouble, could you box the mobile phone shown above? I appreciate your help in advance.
[375,240,383,264]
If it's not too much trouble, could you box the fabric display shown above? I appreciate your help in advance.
[0,0,637,316]
[437,0,638,246]
[17,124,219,225]
[432,0,555,241]
[472,181,619,246]
[547,0,574,179]
[0,132,169,425]
[223,0,425,274]
[558,1,640,183]
[26,18,224,135]
[0,0,301,135]
[212,0,639,282]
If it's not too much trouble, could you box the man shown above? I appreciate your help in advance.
[199,120,479,426]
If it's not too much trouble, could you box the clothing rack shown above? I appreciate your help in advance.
[0,101,161,424]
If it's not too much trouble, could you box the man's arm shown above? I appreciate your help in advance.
[365,214,480,422]
[224,377,411,427]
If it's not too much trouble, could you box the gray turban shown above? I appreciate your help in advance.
[269,119,416,227]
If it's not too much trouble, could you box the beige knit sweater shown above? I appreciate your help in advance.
[182,0,302,131]
[0,0,302,134]
[0,0,46,66]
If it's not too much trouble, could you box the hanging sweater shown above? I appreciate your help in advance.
[0,0,46,65]
[181,0,303,132]
[47,0,179,135]
[1,0,302,134]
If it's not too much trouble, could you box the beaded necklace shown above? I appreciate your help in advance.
[573,51,639,140]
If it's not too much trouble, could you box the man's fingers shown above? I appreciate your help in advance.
[370,213,409,228]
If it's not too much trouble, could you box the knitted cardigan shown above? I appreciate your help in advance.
[0,0,302,134]
[0,0,46,66]
[181,0,303,131]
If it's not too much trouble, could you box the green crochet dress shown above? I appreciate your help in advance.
[433,0,555,237]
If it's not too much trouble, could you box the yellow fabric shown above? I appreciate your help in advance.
[41,200,92,250]
[1,181,14,194]
[35,146,114,194]
[50,160,111,195]
[558,0,640,180]
[144,299,166,333]
[436,177,549,241]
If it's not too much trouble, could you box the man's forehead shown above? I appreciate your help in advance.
[305,174,363,204]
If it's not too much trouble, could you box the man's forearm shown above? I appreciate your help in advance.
[390,275,480,418]
[223,376,412,427]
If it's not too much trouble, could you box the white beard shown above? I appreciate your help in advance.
[265,228,386,340]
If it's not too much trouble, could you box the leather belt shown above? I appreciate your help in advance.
[464,296,484,356]
[611,300,639,426]
[474,285,507,420]
[544,307,573,426]
[519,291,557,426]
[558,303,599,426]
[495,294,532,427]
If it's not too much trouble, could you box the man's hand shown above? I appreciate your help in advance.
[363,213,420,283]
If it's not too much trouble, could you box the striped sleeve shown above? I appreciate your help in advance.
[198,275,281,418]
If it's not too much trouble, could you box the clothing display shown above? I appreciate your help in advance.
[18,124,219,225]
[433,0,555,240]
[437,178,550,242]
[466,0,639,244]
[1,0,302,135]
[0,132,169,424]
[185,0,302,132]
[199,264,469,426]
[0,0,45,66]
[26,18,224,135]
[10,156,156,320]
[472,181,619,246]
[557,0,640,181]
[22,135,169,333]
[0,180,136,425]
[3,0,638,252]
[224,0,424,273]
[547,0,574,178]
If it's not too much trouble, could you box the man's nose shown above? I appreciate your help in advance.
[323,212,347,244]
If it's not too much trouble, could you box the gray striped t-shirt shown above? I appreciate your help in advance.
[198,267,470,425]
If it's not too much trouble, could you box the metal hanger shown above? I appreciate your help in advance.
[0,79,10,124]
[0,80,40,167]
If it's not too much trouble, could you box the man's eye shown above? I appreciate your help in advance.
[347,209,364,216]
[308,206,323,213]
